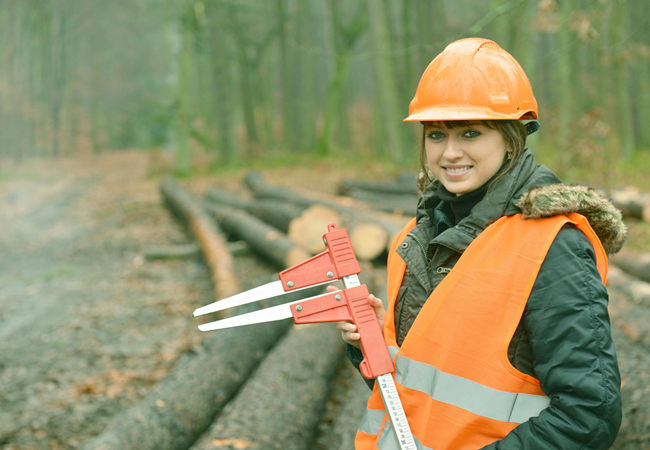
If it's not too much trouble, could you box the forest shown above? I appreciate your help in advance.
[2,1,650,449]
[1,0,650,182]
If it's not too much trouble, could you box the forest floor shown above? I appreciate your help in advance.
[0,150,384,449]
[0,150,649,449]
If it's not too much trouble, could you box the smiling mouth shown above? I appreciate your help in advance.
[444,166,472,173]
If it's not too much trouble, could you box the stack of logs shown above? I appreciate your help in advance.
[82,173,650,450]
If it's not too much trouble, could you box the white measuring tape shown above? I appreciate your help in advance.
[377,373,417,450]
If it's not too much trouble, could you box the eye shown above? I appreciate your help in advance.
[426,131,446,141]
[462,129,481,139]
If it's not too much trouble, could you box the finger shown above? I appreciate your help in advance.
[342,331,361,348]
[368,294,386,314]
[326,285,338,292]
[334,321,356,332]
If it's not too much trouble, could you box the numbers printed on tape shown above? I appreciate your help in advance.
[377,374,417,450]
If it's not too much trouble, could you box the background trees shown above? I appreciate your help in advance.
[0,0,648,181]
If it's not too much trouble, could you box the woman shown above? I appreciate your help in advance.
[337,38,625,449]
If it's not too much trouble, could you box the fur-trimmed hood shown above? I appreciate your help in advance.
[517,184,627,255]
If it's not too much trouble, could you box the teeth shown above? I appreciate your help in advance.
[446,167,470,173]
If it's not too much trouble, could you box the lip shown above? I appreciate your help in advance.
[442,165,472,179]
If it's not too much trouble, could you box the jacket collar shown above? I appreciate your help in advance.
[416,148,627,255]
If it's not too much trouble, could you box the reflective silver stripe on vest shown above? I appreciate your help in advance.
[376,420,434,450]
[394,354,550,424]
[359,408,386,435]
[358,348,400,436]
[359,409,435,450]
[359,409,432,450]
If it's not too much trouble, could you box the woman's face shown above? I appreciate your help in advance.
[425,122,508,195]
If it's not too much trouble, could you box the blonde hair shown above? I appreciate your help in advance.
[417,120,528,192]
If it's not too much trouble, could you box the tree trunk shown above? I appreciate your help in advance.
[609,248,650,285]
[204,188,342,254]
[160,177,240,302]
[607,265,650,348]
[80,287,322,450]
[366,0,405,163]
[175,15,193,176]
[206,3,237,165]
[203,201,311,269]
[244,171,392,260]
[205,188,305,232]
[608,188,650,221]
[337,178,419,196]
[341,189,418,217]
[189,323,345,450]
[557,0,574,148]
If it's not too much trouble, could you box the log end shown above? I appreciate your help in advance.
[288,205,342,254]
[349,223,388,261]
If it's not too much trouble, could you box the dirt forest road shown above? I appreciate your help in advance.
[0,152,228,449]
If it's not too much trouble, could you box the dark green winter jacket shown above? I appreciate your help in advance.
[347,149,626,449]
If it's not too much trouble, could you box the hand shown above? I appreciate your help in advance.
[328,285,386,349]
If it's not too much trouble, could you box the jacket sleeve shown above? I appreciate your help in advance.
[346,344,376,390]
[482,225,622,449]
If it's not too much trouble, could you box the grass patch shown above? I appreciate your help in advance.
[40,264,77,282]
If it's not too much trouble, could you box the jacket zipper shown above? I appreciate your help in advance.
[411,234,439,273]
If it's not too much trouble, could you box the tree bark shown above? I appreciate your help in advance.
[342,189,418,217]
[337,178,419,196]
[160,177,240,302]
[205,188,342,255]
[189,323,345,450]
[144,243,201,260]
[203,201,311,269]
[609,251,650,294]
[607,265,650,349]
[80,287,323,450]
[608,188,650,221]
[205,188,305,232]
[244,171,393,260]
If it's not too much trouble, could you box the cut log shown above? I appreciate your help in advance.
[203,201,311,268]
[160,177,240,302]
[243,171,392,260]
[287,204,342,254]
[188,323,345,450]
[342,188,418,217]
[607,266,650,348]
[609,248,650,284]
[608,188,650,221]
[313,360,370,450]
[144,243,201,260]
[337,178,418,196]
[610,325,650,449]
[313,264,388,449]
[80,287,323,450]
[205,188,305,233]
[205,188,341,255]
[607,265,650,309]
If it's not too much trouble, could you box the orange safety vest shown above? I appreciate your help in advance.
[356,213,607,450]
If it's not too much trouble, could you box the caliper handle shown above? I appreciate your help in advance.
[278,223,361,292]
[290,284,394,380]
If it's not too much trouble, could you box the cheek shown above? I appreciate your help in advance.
[425,142,439,168]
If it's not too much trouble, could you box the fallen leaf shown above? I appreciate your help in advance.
[209,438,256,449]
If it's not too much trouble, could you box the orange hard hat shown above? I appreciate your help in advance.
[404,38,538,122]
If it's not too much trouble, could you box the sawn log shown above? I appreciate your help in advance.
[203,201,311,269]
[205,188,342,255]
[188,323,345,450]
[160,177,240,302]
[244,171,405,260]
[609,248,650,284]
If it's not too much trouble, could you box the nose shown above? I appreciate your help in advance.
[442,136,463,161]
